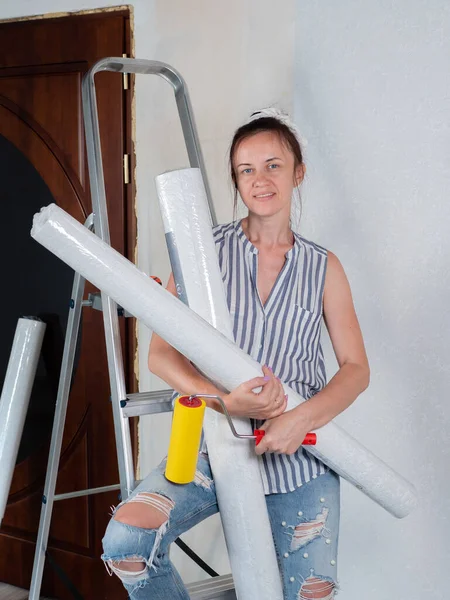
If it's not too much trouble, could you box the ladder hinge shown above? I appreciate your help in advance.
[123,154,130,185]
[122,53,129,90]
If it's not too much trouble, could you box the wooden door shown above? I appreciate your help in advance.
[0,11,134,599]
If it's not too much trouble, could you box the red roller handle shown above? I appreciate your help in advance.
[254,429,266,446]
[254,430,317,446]
[302,433,317,445]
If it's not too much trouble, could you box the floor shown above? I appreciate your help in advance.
[0,577,237,599]
[0,583,52,600]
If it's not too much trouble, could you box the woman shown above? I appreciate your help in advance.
[101,108,370,599]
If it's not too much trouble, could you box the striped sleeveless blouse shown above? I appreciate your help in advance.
[213,220,329,494]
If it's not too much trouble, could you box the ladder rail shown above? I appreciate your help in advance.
[85,57,216,224]
[29,216,93,600]
[82,70,134,500]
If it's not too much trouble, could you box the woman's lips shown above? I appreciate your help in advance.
[254,192,275,200]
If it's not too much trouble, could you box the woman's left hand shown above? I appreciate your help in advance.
[255,406,313,456]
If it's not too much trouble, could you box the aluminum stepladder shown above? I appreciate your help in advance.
[29,57,236,600]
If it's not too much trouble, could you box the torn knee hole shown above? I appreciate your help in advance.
[110,557,146,573]
[299,576,336,599]
[105,557,149,584]
[132,493,175,521]
[291,508,329,551]
[114,493,175,529]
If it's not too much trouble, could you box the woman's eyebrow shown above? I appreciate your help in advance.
[237,156,283,168]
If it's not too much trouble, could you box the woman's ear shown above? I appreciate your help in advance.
[294,163,306,187]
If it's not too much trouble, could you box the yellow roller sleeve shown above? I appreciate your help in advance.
[165,396,206,484]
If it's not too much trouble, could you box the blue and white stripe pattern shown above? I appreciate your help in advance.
[214,220,329,494]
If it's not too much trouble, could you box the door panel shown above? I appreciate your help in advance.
[0,11,133,599]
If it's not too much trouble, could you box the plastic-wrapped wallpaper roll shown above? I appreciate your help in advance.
[156,168,283,599]
[31,204,418,519]
[0,317,46,523]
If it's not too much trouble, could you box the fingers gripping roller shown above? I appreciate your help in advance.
[165,394,316,484]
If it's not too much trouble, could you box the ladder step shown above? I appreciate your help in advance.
[186,574,236,600]
[82,291,133,318]
[121,390,174,417]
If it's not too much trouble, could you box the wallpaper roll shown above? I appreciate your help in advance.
[156,168,283,599]
[0,317,46,523]
[156,168,229,332]
[31,204,418,519]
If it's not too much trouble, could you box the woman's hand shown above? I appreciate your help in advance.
[224,366,287,419]
[255,405,313,456]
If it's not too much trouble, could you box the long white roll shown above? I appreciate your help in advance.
[0,317,46,523]
[30,204,418,518]
[156,168,283,599]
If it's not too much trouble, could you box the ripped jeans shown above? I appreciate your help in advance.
[102,453,340,599]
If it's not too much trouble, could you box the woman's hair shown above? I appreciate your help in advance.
[228,115,304,224]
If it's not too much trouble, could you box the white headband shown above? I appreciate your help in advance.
[246,107,307,148]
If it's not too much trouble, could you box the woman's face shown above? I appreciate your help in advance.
[233,131,304,220]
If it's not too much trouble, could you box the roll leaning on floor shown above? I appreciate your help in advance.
[0,317,46,524]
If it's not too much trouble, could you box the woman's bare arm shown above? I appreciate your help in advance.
[295,251,370,430]
[148,273,286,418]
[256,251,370,455]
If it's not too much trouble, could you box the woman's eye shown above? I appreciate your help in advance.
[242,168,252,174]
[268,163,279,169]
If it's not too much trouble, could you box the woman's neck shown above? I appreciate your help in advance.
[241,215,294,250]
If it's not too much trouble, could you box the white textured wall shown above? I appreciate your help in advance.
[0,0,296,584]
[295,2,450,598]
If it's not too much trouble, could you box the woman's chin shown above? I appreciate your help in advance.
[247,203,287,219]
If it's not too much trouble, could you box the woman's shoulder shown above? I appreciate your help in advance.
[294,234,345,282]
[212,221,239,244]
[293,231,328,258]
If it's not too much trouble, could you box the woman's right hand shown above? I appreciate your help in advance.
[224,365,287,420]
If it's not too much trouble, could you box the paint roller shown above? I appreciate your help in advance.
[165,394,317,484]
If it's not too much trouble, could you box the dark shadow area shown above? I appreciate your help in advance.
[0,134,81,465]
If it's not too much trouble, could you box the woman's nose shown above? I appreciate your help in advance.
[252,171,269,186]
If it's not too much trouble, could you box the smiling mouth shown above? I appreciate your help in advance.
[254,192,275,199]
